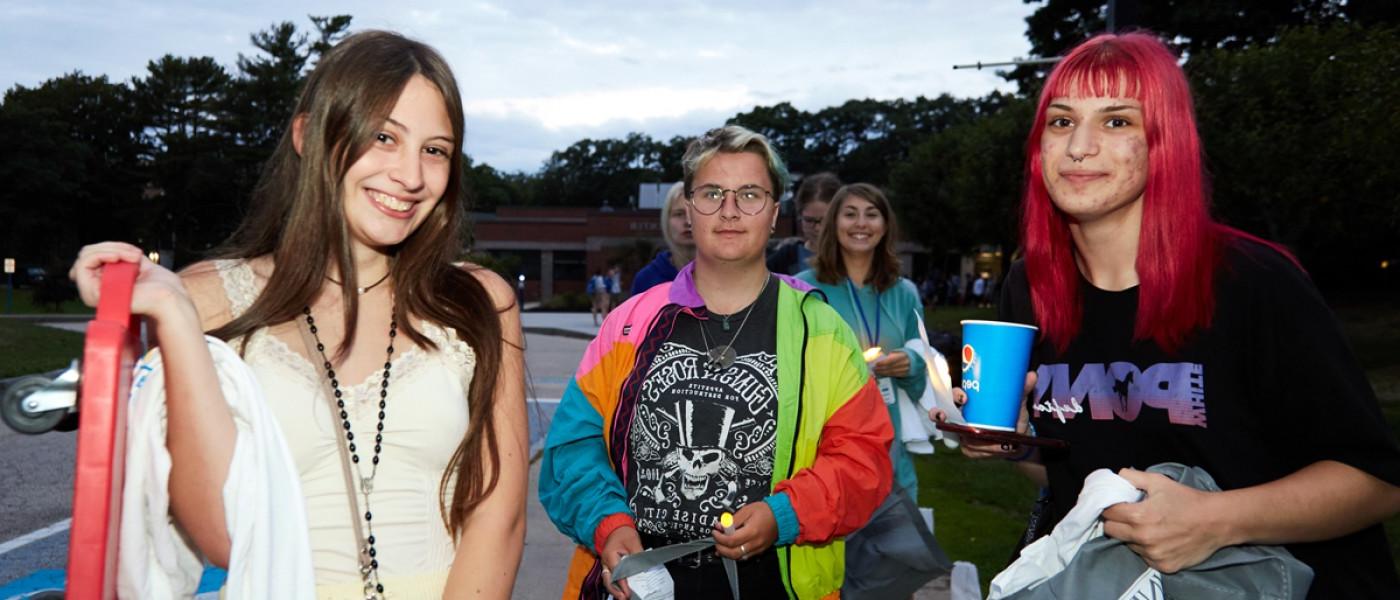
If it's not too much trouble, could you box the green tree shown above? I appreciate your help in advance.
[729,96,987,185]
[131,55,237,259]
[132,55,230,148]
[0,73,146,267]
[1190,24,1400,285]
[465,156,534,212]
[221,16,351,241]
[308,15,354,62]
[1008,0,1397,89]
[729,102,815,175]
[536,133,668,207]
[889,96,1034,257]
[224,22,307,152]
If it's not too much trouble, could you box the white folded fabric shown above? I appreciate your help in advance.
[118,337,315,599]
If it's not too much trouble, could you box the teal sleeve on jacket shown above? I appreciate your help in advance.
[763,491,799,546]
[538,378,632,548]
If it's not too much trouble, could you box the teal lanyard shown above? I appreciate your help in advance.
[845,279,881,350]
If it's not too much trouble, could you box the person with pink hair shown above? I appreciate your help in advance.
[941,32,1400,597]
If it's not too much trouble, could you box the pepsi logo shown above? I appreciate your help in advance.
[962,344,975,372]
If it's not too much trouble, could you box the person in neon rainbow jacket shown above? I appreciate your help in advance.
[540,125,893,600]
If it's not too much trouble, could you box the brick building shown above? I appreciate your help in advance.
[470,207,666,302]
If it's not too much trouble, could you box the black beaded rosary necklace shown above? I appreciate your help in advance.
[303,306,396,599]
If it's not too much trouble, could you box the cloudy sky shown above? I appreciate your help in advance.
[1,0,1039,172]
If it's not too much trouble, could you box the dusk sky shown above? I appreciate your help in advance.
[0,0,1040,172]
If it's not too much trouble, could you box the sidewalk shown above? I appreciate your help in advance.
[520,311,599,341]
[515,460,574,599]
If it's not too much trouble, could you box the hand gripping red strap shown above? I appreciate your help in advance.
[67,261,140,600]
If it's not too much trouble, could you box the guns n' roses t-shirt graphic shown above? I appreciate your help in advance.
[625,279,779,544]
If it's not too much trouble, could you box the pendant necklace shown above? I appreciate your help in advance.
[326,270,392,295]
[699,276,770,371]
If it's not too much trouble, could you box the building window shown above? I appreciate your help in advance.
[554,250,586,282]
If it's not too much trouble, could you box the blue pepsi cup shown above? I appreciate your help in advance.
[960,320,1038,431]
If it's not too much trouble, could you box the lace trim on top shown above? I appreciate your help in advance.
[216,258,259,317]
[213,259,477,408]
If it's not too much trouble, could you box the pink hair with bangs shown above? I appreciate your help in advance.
[1021,32,1286,354]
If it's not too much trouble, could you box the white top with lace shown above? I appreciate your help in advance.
[213,259,475,588]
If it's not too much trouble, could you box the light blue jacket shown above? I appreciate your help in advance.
[796,271,926,500]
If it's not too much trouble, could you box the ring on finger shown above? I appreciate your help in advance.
[740,543,748,559]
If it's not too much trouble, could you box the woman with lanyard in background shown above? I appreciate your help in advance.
[797,182,929,504]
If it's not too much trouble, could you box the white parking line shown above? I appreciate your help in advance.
[0,519,70,557]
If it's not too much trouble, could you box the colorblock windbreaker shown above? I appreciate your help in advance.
[539,264,894,600]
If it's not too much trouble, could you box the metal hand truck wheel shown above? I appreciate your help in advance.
[1,262,140,599]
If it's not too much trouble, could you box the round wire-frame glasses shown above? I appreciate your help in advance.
[686,185,773,215]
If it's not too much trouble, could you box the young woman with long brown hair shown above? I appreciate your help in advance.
[70,30,526,598]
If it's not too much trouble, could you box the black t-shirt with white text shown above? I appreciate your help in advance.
[626,275,784,595]
[1001,240,1400,599]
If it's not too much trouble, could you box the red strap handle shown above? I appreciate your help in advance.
[68,260,140,600]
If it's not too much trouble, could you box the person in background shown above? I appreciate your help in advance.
[540,125,892,600]
[631,182,695,295]
[587,270,610,326]
[69,30,527,598]
[606,264,623,308]
[797,182,928,503]
[767,172,841,276]
[940,32,1400,598]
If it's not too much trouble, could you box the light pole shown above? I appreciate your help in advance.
[3,258,13,314]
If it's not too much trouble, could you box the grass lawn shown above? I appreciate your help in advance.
[1334,299,1400,578]
[916,298,1400,591]
[924,304,997,336]
[2,287,91,315]
[0,319,84,378]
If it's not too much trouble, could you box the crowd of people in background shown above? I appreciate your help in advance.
[587,264,628,325]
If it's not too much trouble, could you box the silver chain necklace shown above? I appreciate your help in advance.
[698,276,770,371]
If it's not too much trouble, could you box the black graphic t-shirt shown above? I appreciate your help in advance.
[626,275,784,593]
[1001,240,1400,598]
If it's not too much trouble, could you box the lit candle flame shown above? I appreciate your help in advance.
[862,347,883,362]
